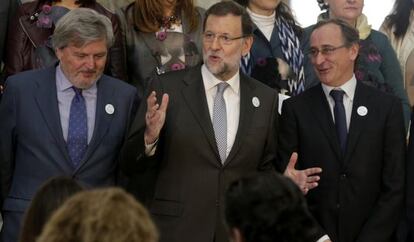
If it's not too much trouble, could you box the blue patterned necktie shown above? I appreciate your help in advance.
[67,87,88,167]
[330,90,347,153]
[213,82,229,163]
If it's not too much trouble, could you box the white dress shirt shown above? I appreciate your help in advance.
[201,65,240,159]
[321,75,357,130]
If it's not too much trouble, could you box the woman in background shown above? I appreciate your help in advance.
[381,0,414,106]
[235,0,313,97]
[4,0,126,80]
[117,0,204,99]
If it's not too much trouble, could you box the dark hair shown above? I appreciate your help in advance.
[312,18,359,46]
[203,1,253,36]
[36,0,95,8]
[131,0,199,33]
[235,0,302,36]
[18,177,83,242]
[225,173,320,242]
[384,0,414,38]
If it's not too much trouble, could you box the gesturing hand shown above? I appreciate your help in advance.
[283,152,322,195]
[144,91,169,145]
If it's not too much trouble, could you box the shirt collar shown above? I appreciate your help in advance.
[201,64,240,95]
[322,75,357,101]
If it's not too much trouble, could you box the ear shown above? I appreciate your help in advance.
[241,35,253,57]
[55,47,63,61]
[229,228,244,242]
[348,42,359,61]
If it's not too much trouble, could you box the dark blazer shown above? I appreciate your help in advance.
[0,66,138,242]
[120,66,278,242]
[278,82,406,242]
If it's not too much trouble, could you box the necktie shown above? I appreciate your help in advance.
[330,89,347,153]
[67,87,88,167]
[213,82,229,163]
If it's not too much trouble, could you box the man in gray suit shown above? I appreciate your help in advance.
[0,8,138,242]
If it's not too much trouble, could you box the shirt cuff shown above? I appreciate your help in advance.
[316,235,330,242]
[144,138,158,156]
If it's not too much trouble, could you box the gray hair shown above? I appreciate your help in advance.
[52,8,114,50]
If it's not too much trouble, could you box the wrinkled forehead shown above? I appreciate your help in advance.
[310,23,344,47]
[204,14,243,35]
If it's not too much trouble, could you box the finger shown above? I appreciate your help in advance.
[146,91,158,111]
[306,175,320,183]
[302,187,309,195]
[286,152,298,170]
[304,167,322,176]
[307,182,319,190]
[159,93,169,113]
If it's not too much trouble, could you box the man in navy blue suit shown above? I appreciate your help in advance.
[0,8,138,242]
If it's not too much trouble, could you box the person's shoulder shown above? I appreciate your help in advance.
[6,68,52,86]
[242,73,278,97]
[367,29,392,48]
[99,74,136,94]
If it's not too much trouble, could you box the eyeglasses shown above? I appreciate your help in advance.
[203,31,246,45]
[307,44,348,58]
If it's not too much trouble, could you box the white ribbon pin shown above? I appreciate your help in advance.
[357,106,368,116]
[252,97,260,108]
[105,104,115,115]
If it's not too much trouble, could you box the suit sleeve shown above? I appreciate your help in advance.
[355,97,406,242]
[119,76,163,176]
[0,79,17,207]
[277,99,299,171]
[259,91,279,173]
[277,99,328,241]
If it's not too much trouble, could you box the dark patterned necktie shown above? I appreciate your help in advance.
[67,87,88,167]
[330,89,347,153]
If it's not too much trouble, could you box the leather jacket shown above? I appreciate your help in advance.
[4,1,127,81]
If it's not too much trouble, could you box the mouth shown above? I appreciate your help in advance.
[317,67,330,75]
[208,54,222,63]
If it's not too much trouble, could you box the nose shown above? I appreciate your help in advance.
[209,36,222,51]
[312,52,326,66]
[84,56,96,69]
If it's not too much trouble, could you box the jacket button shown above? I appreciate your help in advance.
[340,173,347,179]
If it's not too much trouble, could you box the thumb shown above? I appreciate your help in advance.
[286,152,298,170]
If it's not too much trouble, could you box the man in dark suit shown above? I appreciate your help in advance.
[278,19,406,242]
[120,2,322,242]
[0,8,138,242]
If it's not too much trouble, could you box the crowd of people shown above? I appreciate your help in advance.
[0,0,413,242]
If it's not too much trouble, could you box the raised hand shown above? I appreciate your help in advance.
[144,91,169,145]
[283,152,322,194]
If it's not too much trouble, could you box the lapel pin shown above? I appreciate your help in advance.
[357,106,368,116]
[105,104,115,115]
[252,97,260,108]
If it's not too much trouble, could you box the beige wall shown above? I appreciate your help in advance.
[195,0,220,9]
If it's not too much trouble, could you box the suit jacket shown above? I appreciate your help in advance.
[0,66,138,242]
[120,66,278,242]
[278,82,406,242]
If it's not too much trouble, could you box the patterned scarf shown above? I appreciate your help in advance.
[276,16,305,95]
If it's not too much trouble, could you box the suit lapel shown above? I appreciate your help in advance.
[309,85,343,161]
[181,67,221,164]
[225,74,255,166]
[35,67,72,166]
[343,82,369,166]
[76,77,115,171]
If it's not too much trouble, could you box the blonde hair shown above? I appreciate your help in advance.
[37,187,158,242]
